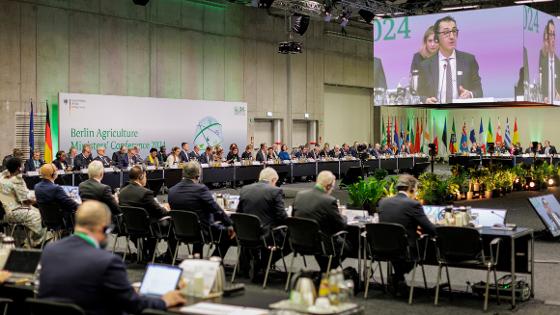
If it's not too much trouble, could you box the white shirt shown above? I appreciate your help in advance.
[438,50,458,102]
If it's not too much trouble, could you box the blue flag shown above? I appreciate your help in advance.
[29,101,34,158]
[469,119,476,144]
[442,117,448,152]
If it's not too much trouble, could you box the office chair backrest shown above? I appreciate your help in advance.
[26,298,85,315]
[365,222,409,260]
[231,213,264,248]
[435,226,483,263]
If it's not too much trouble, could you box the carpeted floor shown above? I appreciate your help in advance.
[120,165,560,315]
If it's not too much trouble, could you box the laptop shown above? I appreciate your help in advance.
[470,208,507,227]
[139,264,182,298]
[3,248,42,283]
[61,186,82,204]
[422,206,446,223]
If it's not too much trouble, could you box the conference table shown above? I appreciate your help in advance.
[22,156,430,191]
[449,154,560,168]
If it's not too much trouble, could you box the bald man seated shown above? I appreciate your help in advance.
[292,170,349,271]
[38,201,185,315]
[34,163,79,215]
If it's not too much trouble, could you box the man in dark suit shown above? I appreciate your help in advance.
[52,150,69,170]
[255,143,267,163]
[24,149,44,172]
[188,145,201,161]
[540,19,560,103]
[38,200,185,315]
[112,146,128,168]
[179,142,191,162]
[543,140,557,155]
[378,174,436,290]
[418,16,483,104]
[94,146,113,168]
[67,147,78,170]
[307,144,321,160]
[119,166,173,261]
[74,144,94,171]
[78,161,120,216]
[35,163,79,215]
[168,161,235,258]
[293,171,348,271]
[199,147,213,164]
[374,57,387,90]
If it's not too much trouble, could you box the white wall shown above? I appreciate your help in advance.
[253,120,273,148]
[292,121,309,148]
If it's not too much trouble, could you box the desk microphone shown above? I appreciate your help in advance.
[438,63,447,103]
[490,210,506,224]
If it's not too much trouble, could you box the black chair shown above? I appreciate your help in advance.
[0,203,10,235]
[363,223,428,304]
[230,213,287,288]
[0,298,11,315]
[110,213,134,260]
[36,202,72,248]
[121,206,166,263]
[169,210,208,264]
[284,217,348,291]
[434,226,502,311]
[26,298,85,315]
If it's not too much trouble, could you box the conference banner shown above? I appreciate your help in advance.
[373,6,560,106]
[58,93,248,157]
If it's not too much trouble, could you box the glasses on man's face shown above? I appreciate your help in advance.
[439,28,459,38]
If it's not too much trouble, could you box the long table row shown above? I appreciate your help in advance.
[449,154,560,168]
[23,157,430,191]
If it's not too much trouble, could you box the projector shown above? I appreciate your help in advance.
[278,41,302,54]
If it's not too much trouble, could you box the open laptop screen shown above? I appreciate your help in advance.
[139,264,182,297]
[3,249,42,274]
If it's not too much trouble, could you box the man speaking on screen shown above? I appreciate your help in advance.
[418,16,483,104]
[540,19,560,104]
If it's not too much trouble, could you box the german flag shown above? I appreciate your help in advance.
[44,104,53,163]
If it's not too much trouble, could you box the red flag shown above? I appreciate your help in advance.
[387,116,392,146]
[414,117,421,153]
[44,105,53,163]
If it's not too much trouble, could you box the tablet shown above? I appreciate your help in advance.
[139,264,182,297]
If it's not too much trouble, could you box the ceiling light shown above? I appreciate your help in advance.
[514,0,553,4]
[441,5,479,11]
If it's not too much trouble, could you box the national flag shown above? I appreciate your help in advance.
[469,119,476,145]
[29,101,34,159]
[414,117,421,153]
[393,117,399,149]
[44,103,53,163]
[460,122,468,152]
[495,117,503,144]
[479,118,486,153]
[423,116,430,153]
[387,116,392,146]
[381,116,387,147]
[442,117,448,152]
[405,118,410,144]
[504,118,512,149]
[513,118,519,145]
[432,116,439,155]
[450,118,458,154]
[486,118,494,147]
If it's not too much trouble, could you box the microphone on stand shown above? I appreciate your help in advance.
[438,63,447,104]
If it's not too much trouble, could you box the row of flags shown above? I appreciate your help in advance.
[29,101,53,163]
[381,115,520,154]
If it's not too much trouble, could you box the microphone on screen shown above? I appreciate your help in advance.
[437,63,447,104]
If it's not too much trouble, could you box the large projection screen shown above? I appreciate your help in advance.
[58,93,248,157]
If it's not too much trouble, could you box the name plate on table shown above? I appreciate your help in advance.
[307,159,316,162]
[104,168,115,173]
[56,170,66,175]
[252,161,261,166]
[81,169,89,174]
[233,162,241,166]
[26,171,39,177]
[146,165,156,170]
[283,160,291,164]
[221,163,229,167]
[169,164,179,169]
[201,164,209,168]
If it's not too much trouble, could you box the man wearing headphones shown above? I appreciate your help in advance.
[540,19,560,103]
[417,15,483,104]
[378,174,436,295]
[35,163,80,226]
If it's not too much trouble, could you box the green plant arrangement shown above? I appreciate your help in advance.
[373,169,389,181]
[347,177,387,213]
[417,173,453,205]
[511,164,527,186]
[383,175,398,197]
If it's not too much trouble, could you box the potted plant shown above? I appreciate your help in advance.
[417,173,451,205]
[347,177,387,214]
[482,173,495,199]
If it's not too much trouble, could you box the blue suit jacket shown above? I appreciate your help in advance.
[34,179,79,213]
[168,179,232,227]
[24,158,44,172]
[38,235,166,315]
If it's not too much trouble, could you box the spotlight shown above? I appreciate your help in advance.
[529,181,536,188]
[514,178,520,183]
[548,178,555,186]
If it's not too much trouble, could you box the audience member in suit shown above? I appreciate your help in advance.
[513,142,523,156]
[52,151,69,170]
[255,143,267,163]
[418,16,483,104]
[241,144,254,160]
[168,161,236,258]
[119,166,173,262]
[129,146,144,165]
[237,168,289,279]
[543,140,557,155]
[410,26,439,75]
[67,147,78,170]
[540,19,560,103]
[179,142,191,163]
[165,146,181,167]
[292,171,349,271]
[24,149,45,172]
[278,144,291,161]
[146,148,160,167]
[199,147,214,164]
[226,147,241,164]
[307,144,321,160]
[374,57,387,90]
[378,175,436,292]
[330,145,343,159]
[319,143,331,158]
[266,147,278,160]
[188,146,202,161]
[78,161,120,216]
[34,164,79,228]
[94,147,113,168]
[341,143,354,157]
[38,201,185,315]
[74,144,94,171]
[157,146,167,164]
[1,148,23,172]
[470,142,482,155]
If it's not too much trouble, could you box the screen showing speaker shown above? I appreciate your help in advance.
[373,6,560,106]
[528,194,560,237]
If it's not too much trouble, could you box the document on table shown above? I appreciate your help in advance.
[179,302,268,315]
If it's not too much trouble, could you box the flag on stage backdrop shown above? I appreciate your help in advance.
[414,117,421,153]
[423,116,430,153]
[29,101,34,159]
[442,117,448,152]
[405,118,410,144]
[381,117,387,147]
[504,118,512,149]
[433,116,439,154]
[387,116,392,146]
[44,104,53,163]
[479,118,486,152]
[486,118,494,147]
[450,118,458,154]
[513,118,519,145]
[469,119,476,145]
[495,118,503,144]
[460,122,468,152]
[410,119,415,150]
[394,117,399,149]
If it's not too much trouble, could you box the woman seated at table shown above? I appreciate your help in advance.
[52,150,69,170]
[241,144,253,160]
[226,146,241,164]
[278,144,291,161]
[320,143,331,158]
[165,146,181,167]
[214,146,225,162]
[146,148,160,167]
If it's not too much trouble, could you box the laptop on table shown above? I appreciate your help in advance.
[3,248,42,283]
